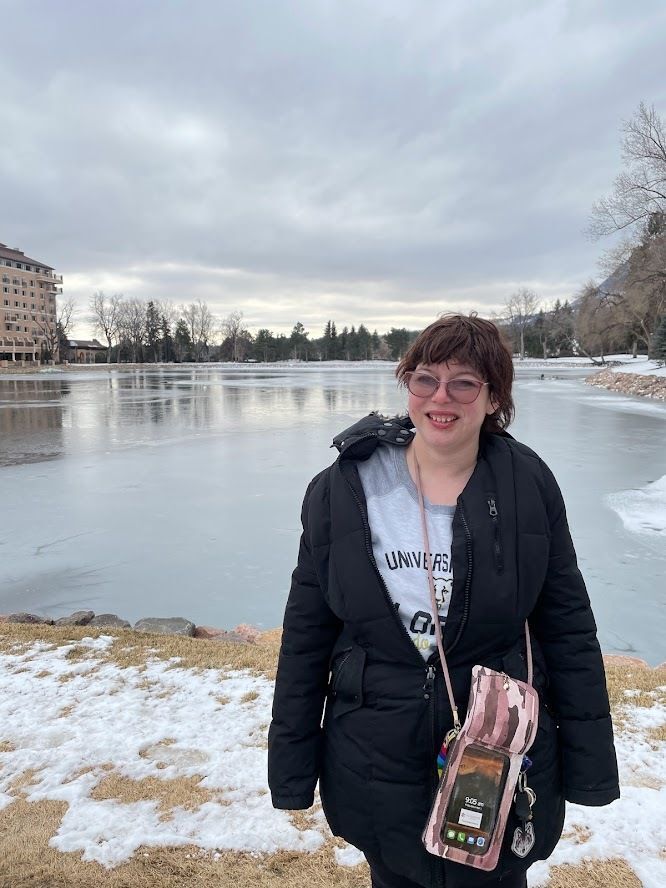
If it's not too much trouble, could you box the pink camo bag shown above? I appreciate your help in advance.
[413,453,539,871]
[422,663,539,870]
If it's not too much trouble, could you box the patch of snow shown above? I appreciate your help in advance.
[334,844,366,867]
[0,640,325,868]
[606,476,666,537]
[1,641,664,883]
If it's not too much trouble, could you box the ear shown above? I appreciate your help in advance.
[486,395,499,416]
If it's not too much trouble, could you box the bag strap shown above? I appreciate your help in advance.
[413,451,533,733]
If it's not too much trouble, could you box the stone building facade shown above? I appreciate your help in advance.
[0,242,61,365]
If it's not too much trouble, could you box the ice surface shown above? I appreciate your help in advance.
[1,365,665,663]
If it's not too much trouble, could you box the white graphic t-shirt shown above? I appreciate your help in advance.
[358,445,455,660]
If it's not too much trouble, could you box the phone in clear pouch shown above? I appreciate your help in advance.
[440,744,510,855]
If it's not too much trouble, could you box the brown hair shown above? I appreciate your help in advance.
[396,313,515,433]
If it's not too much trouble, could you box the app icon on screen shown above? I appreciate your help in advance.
[446,829,456,839]
[476,837,486,847]
[457,832,466,842]
[467,836,476,845]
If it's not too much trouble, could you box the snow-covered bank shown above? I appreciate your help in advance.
[0,627,665,886]
[587,369,666,401]
[606,476,666,537]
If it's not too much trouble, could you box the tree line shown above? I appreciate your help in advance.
[87,294,420,363]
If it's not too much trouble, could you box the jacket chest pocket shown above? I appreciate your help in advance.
[329,645,366,717]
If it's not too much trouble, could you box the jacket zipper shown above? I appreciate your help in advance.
[487,495,504,573]
[444,502,473,656]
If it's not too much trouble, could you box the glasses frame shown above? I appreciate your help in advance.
[403,370,490,404]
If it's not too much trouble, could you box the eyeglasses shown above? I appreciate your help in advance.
[403,371,489,404]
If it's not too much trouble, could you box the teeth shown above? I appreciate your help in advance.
[430,415,456,424]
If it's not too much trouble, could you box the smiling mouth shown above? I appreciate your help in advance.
[427,413,458,425]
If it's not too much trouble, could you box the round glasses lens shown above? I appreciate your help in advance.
[408,372,438,397]
[447,379,482,403]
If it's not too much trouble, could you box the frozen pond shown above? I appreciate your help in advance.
[1,363,665,664]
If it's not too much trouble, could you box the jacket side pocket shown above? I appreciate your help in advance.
[329,645,366,717]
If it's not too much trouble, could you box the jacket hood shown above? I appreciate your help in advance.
[332,412,513,461]
[332,412,415,460]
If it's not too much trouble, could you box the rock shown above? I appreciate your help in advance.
[134,617,195,637]
[55,610,95,627]
[232,623,260,643]
[193,626,250,644]
[89,613,131,629]
[6,612,54,625]
[588,369,666,401]
[0,615,8,623]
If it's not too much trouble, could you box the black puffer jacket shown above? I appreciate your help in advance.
[268,414,619,888]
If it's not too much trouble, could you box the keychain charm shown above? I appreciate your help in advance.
[511,772,536,858]
[511,820,535,858]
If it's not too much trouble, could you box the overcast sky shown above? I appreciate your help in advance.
[2,0,666,338]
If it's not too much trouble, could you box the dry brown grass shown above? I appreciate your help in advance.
[0,623,283,678]
[0,625,659,887]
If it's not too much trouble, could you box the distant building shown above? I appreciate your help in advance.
[0,242,61,364]
[63,338,107,364]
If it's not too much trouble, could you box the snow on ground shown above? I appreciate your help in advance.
[606,476,666,537]
[0,637,664,885]
[521,354,666,376]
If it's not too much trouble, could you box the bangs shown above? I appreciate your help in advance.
[418,330,486,378]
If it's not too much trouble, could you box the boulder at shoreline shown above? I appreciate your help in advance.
[0,608,260,645]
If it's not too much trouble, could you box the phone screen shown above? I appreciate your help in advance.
[440,744,509,855]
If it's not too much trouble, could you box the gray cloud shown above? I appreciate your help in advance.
[2,0,666,336]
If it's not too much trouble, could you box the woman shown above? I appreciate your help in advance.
[268,314,619,888]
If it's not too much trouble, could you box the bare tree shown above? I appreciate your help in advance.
[590,102,666,239]
[181,300,215,362]
[597,232,666,355]
[89,291,121,363]
[32,297,77,363]
[504,288,541,359]
[116,297,146,363]
[573,282,628,364]
[220,310,248,362]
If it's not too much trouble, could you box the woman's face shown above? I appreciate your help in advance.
[406,360,496,455]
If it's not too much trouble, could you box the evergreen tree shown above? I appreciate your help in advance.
[322,320,332,360]
[357,324,372,360]
[160,315,174,363]
[174,318,192,362]
[653,315,666,363]
[145,301,161,362]
[255,329,275,362]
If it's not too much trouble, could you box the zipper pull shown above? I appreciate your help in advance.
[423,665,435,699]
[488,497,498,517]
